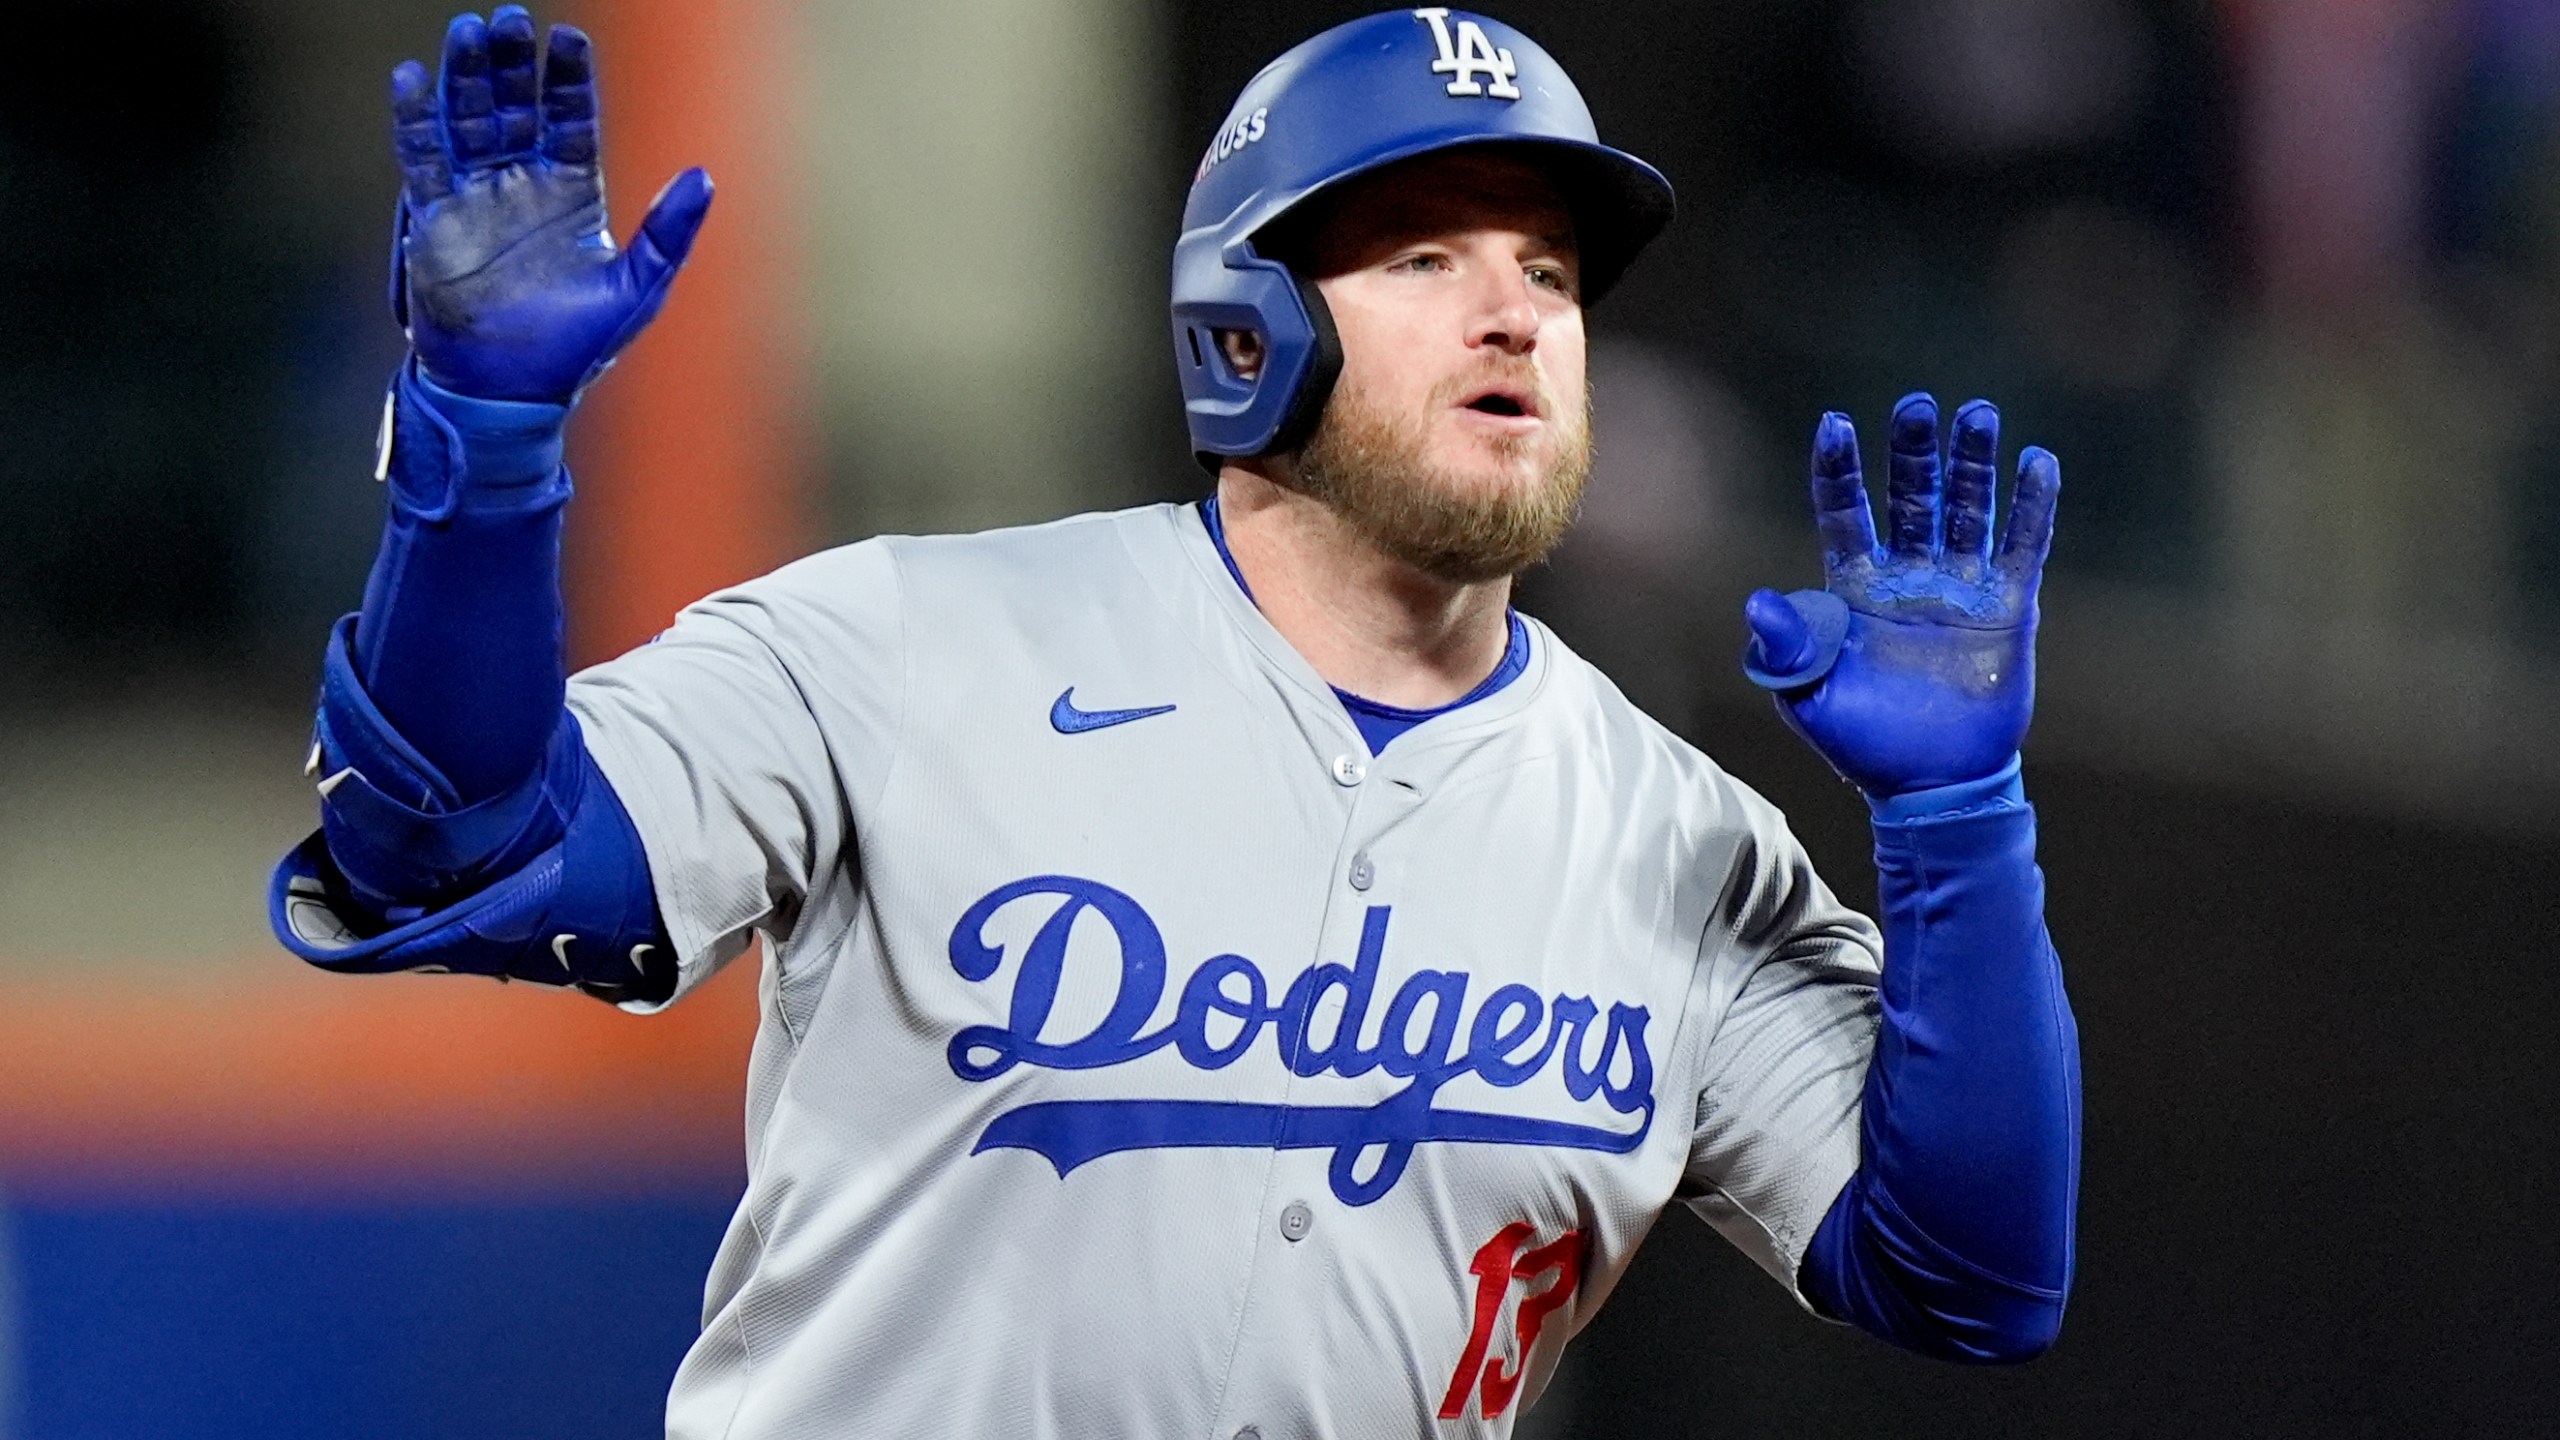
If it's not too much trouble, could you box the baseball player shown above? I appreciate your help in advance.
[272,8,2079,1437]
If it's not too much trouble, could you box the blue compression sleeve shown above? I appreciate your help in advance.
[1797,756,2081,1362]
[353,360,572,804]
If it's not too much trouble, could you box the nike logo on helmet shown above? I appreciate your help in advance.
[1050,688,1177,734]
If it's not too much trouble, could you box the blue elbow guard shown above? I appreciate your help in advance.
[307,613,575,916]
[270,614,670,1004]
[270,748,671,1006]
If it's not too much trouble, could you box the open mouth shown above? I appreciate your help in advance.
[1460,386,1538,419]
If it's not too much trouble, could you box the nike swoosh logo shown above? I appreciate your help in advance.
[1051,688,1177,734]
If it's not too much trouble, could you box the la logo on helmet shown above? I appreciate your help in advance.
[1415,8,1521,99]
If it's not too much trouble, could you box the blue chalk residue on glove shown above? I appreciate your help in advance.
[1741,394,2058,798]
[388,7,713,403]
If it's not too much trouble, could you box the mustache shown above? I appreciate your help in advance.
[1428,360,1567,416]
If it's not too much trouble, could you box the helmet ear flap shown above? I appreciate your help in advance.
[1187,273,1343,475]
[1262,275,1343,458]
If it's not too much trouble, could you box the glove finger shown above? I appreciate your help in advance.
[628,167,716,291]
[386,194,413,327]
[1943,398,1998,567]
[1885,391,1942,559]
[1744,588,1814,672]
[390,59,453,203]
[1996,446,2061,583]
[1809,412,1877,567]
[574,170,717,391]
[488,5,540,157]
[538,24,599,166]
[1741,589,1850,691]
[441,12,501,167]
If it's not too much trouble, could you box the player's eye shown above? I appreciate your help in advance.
[1391,252,1452,274]
[1526,264,1576,297]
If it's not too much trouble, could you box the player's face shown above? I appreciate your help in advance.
[1284,151,1591,583]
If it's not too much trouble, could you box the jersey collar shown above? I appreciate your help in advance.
[1122,502,1558,779]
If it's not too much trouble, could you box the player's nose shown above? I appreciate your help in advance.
[1464,249,1542,355]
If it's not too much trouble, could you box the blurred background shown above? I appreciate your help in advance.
[2,0,2556,1434]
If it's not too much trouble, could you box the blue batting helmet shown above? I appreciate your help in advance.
[1172,8,1674,467]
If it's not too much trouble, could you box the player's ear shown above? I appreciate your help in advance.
[1216,328,1266,382]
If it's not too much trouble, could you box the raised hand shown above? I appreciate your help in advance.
[388,8,713,402]
[1741,394,2059,797]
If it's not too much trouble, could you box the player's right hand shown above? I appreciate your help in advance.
[388,7,713,403]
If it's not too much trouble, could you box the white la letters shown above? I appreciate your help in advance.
[1414,8,1521,100]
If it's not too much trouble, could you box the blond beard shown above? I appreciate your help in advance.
[1285,370,1593,584]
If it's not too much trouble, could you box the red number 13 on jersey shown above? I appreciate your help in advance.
[1438,1222,1586,1421]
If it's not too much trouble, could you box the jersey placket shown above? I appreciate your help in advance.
[1206,734,1434,1439]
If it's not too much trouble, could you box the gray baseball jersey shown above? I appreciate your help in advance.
[565,500,1883,1439]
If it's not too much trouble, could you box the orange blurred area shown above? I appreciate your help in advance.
[0,952,759,1194]
[0,0,801,1198]
[567,0,811,663]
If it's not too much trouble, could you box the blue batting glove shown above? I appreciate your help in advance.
[386,9,713,403]
[1742,394,2060,797]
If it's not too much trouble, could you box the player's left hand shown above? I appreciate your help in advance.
[1741,393,2059,797]
[389,7,713,403]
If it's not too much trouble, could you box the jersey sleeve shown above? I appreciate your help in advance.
[1675,786,1882,1305]
[565,540,906,1010]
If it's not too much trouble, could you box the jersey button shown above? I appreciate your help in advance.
[1235,1428,1262,1440]
[1330,752,1366,786]
[1348,852,1374,891]
[1280,1200,1313,1242]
